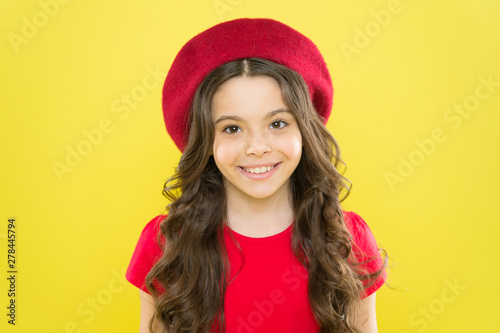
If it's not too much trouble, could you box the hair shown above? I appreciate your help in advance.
[145,58,387,332]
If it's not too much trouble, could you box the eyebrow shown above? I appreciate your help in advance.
[214,108,291,125]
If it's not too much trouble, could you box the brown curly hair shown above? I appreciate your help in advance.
[145,58,387,332]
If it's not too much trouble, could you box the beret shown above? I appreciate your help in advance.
[162,17,333,152]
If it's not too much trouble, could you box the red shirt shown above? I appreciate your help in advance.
[125,210,386,332]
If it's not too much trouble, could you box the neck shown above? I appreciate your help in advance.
[225,182,295,238]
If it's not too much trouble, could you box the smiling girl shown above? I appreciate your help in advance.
[126,18,387,333]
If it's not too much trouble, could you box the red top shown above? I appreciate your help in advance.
[125,210,386,332]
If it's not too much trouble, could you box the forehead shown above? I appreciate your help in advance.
[211,76,285,117]
[214,75,281,97]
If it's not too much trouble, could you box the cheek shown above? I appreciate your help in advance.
[277,132,302,159]
[213,137,240,168]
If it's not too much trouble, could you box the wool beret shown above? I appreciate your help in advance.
[162,17,333,152]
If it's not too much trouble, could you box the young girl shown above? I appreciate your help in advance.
[126,18,387,333]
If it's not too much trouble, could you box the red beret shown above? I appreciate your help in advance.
[162,18,333,152]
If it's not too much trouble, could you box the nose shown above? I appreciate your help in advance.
[245,130,271,156]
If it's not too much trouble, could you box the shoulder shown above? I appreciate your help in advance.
[140,214,169,253]
[131,214,168,254]
[139,214,167,243]
[125,214,168,293]
[342,210,387,297]
[341,210,383,268]
[342,210,379,253]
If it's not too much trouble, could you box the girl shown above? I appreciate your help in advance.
[126,18,387,333]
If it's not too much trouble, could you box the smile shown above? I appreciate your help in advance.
[241,163,279,174]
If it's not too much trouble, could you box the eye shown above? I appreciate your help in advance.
[269,120,288,129]
[223,125,241,134]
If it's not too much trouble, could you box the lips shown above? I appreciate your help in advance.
[240,163,280,174]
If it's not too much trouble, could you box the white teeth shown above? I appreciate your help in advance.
[243,165,275,174]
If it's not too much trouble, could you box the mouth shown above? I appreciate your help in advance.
[240,163,280,174]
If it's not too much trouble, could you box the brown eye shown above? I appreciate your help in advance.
[270,120,287,129]
[223,125,241,134]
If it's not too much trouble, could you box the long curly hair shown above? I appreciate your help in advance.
[145,58,387,332]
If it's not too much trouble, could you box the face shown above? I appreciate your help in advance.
[211,75,302,202]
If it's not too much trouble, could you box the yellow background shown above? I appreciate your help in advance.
[1,0,499,332]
